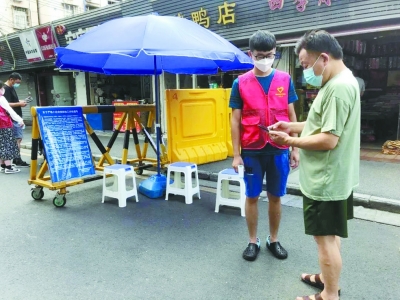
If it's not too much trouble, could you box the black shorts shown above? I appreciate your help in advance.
[303,192,354,238]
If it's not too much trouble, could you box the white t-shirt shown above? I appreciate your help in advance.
[0,95,23,124]
[355,76,365,94]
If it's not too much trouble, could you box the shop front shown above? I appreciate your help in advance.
[286,26,400,148]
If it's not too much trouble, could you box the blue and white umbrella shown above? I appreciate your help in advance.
[55,14,252,193]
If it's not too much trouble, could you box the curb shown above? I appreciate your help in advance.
[197,170,400,215]
[22,143,400,214]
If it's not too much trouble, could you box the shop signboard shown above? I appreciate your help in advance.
[36,107,95,183]
[175,0,333,29]
[19,30,44,63]
[113,101,141,133]
[35,26,59,60]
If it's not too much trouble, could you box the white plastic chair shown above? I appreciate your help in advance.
[102,164,138,207]
[165,162,201,204]
[215,166,245,217]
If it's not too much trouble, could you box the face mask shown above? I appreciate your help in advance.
[13,83,20,88]
[303,55,326,87]
[0,88,4,96]
[253,58,274,73]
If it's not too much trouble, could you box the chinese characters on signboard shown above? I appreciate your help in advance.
[35,26,59,60]
[182,1,333,28]
[19,26,59,63]
[217,2,236,24]
[268,0,331,12]
[19,30,44,63]
[184,1,237,28]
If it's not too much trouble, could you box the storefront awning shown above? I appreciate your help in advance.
[277,24,400,47]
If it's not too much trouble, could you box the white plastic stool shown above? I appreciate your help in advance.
[165,162,201,204]
[215,166,246,217]
[102,164,138,207]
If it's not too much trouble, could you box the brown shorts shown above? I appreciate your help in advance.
[303,192,354,238]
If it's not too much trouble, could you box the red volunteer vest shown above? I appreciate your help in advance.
[0,106,13,129]
[238,69,290,150]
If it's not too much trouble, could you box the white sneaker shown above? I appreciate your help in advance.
[5,166,20,174]
[1,164,16,173]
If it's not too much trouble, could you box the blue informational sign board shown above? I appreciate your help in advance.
[36,107,95,183]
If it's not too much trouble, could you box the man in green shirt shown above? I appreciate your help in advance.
[269,30,360,300]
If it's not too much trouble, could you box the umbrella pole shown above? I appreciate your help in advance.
[137,57,166,199]
[154,56,161,176]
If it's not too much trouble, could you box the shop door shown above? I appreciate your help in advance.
[37,75,49,106]
[37,73,75,107]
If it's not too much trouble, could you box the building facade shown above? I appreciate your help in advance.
[0,0,123,36]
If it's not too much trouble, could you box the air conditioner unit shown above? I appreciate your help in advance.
[86,0,101,4]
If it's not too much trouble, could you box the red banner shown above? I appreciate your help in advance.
[113,101,141,133]
[35,26,59,60]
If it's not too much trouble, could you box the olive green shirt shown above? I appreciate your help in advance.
[299,69,360,201]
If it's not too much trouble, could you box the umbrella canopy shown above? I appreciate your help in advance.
[55,15,253,74]
[55,14,253,180]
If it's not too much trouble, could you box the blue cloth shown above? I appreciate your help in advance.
[12,121,23,140]
[55,15,253,75]
[229,69,298,156]
[242,153,290,198]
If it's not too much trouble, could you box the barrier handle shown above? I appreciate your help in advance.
[188,91,208,95]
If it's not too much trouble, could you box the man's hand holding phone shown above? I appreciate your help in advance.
[257,124,270,132]
[269,121,291,134]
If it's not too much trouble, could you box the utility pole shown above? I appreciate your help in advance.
[28,0,32,28]
[37,0,41,25]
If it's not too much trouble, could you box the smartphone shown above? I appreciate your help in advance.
[257,124,270,132]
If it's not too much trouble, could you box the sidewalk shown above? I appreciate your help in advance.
[21,127,400,214]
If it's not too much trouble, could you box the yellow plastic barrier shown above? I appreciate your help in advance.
[165,89,228,165]
[225,88,234,157]
[28,105,169,207]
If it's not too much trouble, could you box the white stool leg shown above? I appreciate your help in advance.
[185,169,193,204]
[195,168,201,199]
[102,171,107,203]
[117,171,127,208]
[165,169,171,200]
[131,170,139,202]
[215,175,222,213]
[240,179,246,217]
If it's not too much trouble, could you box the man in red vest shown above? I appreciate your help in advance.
[230,30,299,262]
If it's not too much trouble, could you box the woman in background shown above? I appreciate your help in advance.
[0,80,24,174]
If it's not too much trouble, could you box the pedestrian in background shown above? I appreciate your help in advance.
[3,72,30,167]
[230,30,299,262]
[349,67,365,97]
[0,81,25,174]
[269,29,360,300]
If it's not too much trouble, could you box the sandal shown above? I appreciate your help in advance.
[297,293,324,300]
[301,274,341,296]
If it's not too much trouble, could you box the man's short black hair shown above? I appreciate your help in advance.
[295,29,343,59]
[9,72,22,80]
[249,30,276,52]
